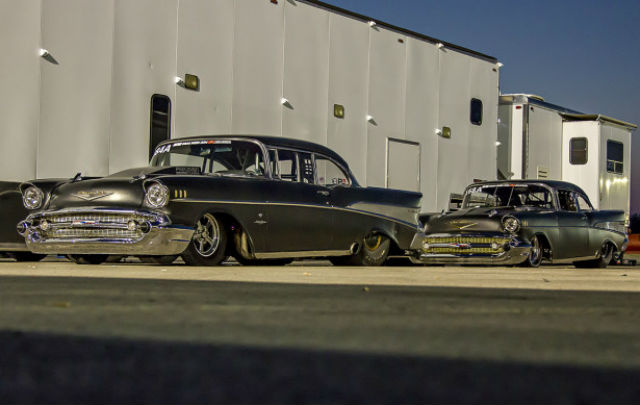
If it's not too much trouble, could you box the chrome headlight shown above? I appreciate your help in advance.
[23,186,44,210]
[144,182,169,208]
[502,215,520,234]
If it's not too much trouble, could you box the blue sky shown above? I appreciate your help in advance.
[322,0,640,212]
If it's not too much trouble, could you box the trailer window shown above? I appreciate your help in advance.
[569,137,588,165]
[149,94,171,161]
[607,140,624,174]
[470,98,483,125]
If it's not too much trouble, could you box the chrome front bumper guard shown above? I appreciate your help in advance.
[408,232,532,265]
[18,208,194,256]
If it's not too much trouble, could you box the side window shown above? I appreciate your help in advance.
[575,194,592,212]
[315,155,351,187]
[558,190,577,212]
[607,140,624,174]
[268,149,278,177]
[275,149,297,181]
[298,152,314,184]
[149,94,171,161]
[470,98,483,125]
[569,137,588,165]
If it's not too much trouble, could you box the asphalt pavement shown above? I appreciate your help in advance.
[2,258,640,403]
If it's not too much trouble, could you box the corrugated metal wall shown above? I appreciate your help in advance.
[0,0,499,211]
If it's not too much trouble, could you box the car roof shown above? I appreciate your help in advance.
[158,135,350,169]
[469,180,588,195]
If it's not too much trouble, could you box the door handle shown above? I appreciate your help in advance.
[317,190,330,196]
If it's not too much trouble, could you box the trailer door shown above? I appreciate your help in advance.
[386,138,420,192]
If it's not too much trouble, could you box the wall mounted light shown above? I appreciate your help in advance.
[334,104,345,119]
[38,48,58,64]
[436,43,444,49]
[368,21,377,28]
[174,76,185,86]
[281,97,293,109]
[496,62,504,68]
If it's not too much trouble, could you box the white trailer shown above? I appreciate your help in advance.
[562,114,636,215]
[0,0,500,212]
[498,94,636,215]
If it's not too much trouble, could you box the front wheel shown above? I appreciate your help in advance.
[330,233,391,266]
[521,235,543,267]
[181,213,228,266]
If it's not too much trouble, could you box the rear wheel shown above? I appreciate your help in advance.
[12,252,47,262]
[574,242,614,269]
[330,233,390,266]
[521,235,543,268]
[181,213,228,266]
[68,254,108,265]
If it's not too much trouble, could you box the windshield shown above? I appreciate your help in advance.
[462,184,554,209]
[150,140,266,177]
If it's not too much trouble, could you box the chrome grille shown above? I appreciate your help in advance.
[33,210,161,242]
[422,235,511,255]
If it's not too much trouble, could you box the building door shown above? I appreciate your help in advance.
[149,94,171,161]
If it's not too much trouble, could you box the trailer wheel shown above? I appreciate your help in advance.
[181,213,228,266]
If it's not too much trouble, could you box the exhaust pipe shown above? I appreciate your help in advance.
[350,242,360,255]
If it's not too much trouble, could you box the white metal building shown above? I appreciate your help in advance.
[0,0,501,211]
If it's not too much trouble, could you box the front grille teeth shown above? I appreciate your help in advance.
[32,211,161,242]
[422,236,511,255]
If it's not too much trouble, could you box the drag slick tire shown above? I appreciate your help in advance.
[330,233,390,266]
[234,256,293,266]
[68,254,108,265]
[11,252,47,262]
[139,255,178,265]
[181,213,228,266]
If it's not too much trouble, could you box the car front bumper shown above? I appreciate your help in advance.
[18,208,194,255]
[408,232,532,265]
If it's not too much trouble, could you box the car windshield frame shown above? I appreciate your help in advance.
[462,183,557,210]
[150,138,271,178]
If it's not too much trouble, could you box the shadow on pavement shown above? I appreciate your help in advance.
[1,330,639,404]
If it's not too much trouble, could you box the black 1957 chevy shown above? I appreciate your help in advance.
[410,180,628,268]
[18,136,422,266]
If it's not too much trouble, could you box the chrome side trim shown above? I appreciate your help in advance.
[254,249,351,259]
[173,199,421,230]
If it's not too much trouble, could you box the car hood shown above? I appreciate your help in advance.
[45,166,186,210]
[425,206,539,233]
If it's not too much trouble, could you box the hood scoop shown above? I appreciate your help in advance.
[109,166,201,179]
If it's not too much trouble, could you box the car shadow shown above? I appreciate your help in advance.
[1,329,639,403]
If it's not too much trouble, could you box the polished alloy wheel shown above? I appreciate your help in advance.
[193,213,220,257]
[530,236,541,264]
